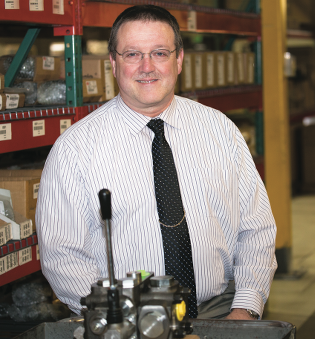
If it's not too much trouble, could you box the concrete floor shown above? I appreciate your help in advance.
[263,195,315,337]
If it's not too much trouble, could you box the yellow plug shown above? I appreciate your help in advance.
[175,301,186,321]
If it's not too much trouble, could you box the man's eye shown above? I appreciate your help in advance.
[153,50,168,57]
[125,52,140,58]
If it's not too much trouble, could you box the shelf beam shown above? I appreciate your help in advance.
[81,2,260,36]
[261,0,292,274]
[5,28,40,87]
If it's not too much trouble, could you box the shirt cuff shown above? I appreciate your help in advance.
[231,288,264,317]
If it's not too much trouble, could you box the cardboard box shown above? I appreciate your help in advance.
[0,73,4,91]
[180,52,195,92]
[103,59,116,101]
[5,93,25,109]
[0,93,5,111]
[0,219,12,246]
[82,77,103,103]
[60,57,65,79]
[33,56,61,82]
[225,52,236,85]
[203,52,216,88]
[0,169,42,233]
[235,52,246,84]
[215,52,226,87]
[0,189,33,240]
[82,55,116,102]
[194,52,205,90]
[82,55,104,78]
[245,53,255,84]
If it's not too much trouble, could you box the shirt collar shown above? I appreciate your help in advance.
[117,94,181,136]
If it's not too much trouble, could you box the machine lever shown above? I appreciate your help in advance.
[98,189,115,288]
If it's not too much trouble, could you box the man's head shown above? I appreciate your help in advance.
[108,5,184,117]
[108,5,183,60]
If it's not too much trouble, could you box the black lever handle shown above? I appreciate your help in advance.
[99,189,111,220]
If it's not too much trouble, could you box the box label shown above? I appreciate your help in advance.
[0,224,12,246]
[29,0,44,11]
[217,54,225,86]
[104,60,115,100]
[184,55,192,89]
[0,227,5,247]
[33,183,40,199]
[206,54,214,86]
[6,252,18,272]
[53,0,64,15]
[187,11,197,31]
[19,247,32,265]
[20,220,32,239]
[195,55,202,89]
[42,57,55,71]
[32,120,45,137]
[5,0,19,9]
[85,80,98,95]
[5,223,12,242]
[0,257,6,275]
[227,53,234,83]
[6,94,19,109]
[60,119,71,135]
[0,124,12,141]
[36,244,40,260]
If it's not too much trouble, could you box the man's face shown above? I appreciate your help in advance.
[110,20,184,117]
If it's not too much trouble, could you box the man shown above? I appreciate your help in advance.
[36,5,277,321]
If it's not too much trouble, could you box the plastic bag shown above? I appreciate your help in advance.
[12,81,37,105]
[37,80,66,105]
[2,56,35,79]
[12,282,52,307]
[7,303,70,322]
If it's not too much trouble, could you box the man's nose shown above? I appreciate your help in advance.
[139,53,155,72]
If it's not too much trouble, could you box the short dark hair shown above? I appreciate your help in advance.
[108,5,183,60]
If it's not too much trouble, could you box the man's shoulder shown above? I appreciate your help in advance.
[174,95,232,125]
[58,97,118,140]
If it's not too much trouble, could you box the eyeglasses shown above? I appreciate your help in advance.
[115,48,177,64]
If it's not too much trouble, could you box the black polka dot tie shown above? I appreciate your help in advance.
[147,118,198,318]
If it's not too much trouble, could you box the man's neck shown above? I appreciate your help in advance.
[120,96,174,118]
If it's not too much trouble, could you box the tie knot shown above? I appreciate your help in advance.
[147,119,165,136]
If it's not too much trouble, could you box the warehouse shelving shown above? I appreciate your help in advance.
[184,85,262,112]
[0,233,40,286]
[0,1,262,154]
[0,0,264,283]
[0,104,101,153]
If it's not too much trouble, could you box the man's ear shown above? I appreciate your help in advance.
[177,49,184,75]
[110,54,117,78]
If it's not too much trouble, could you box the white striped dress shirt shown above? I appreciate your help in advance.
[36,94,277,316]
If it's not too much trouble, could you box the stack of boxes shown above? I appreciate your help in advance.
[0,169,42,240]
[178,51,255,93]
[0,55,61,109]
[1,51,255,107]
[60,55,118,103]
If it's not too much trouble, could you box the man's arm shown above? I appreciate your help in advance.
[229,127,277,319]
[226,309,253,320]
[36,140,102,314]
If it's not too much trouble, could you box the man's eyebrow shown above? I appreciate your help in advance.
[121,45,170,51]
